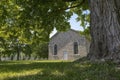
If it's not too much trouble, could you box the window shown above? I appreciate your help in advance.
[74,42,78,54]
[54,44,57,55]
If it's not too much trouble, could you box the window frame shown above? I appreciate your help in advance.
[53,44,57,55]
[73,42,78,54]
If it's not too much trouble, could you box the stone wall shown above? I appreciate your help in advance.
[49,29,89,60]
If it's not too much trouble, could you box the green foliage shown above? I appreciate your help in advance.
[0,60,119,80]
[0,0,90,58]
[80,27,91,40]
[0,0,89,39]
[32,42,48,58]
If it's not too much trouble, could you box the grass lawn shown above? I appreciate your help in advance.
[0,60,120,80]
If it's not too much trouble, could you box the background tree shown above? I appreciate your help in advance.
[0,0,90,60]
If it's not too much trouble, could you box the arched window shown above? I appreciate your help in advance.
[74,42,78,54]
[54,44,57,55]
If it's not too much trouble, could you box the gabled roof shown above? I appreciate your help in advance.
[50,29,80,39]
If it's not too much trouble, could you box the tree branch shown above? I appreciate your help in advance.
[54,0,85,12]
[62,0,77,2]
[49,0,85,15]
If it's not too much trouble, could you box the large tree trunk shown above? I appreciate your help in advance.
[88,0,120,61]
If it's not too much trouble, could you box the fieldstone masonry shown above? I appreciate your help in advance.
[49,29,89,60]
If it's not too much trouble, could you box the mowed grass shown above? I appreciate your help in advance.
[0,60,120,80]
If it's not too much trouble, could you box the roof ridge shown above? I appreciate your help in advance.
[50,29,80,39]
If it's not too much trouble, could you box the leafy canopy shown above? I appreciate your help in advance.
[0,0,90,58]
[0,0,89,40]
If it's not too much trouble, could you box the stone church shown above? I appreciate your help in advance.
[48,29,89,60]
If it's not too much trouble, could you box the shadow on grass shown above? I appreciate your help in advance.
[0,61,71,73]
[0,60,120,80]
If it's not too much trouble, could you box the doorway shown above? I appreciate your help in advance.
[63,51,68,60]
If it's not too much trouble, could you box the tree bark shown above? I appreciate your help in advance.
[88,0,120,61]
[17,47,20,60]
[17,43,20,60]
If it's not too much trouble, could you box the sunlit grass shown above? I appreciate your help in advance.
[0,69,42,80]
[0,60,120,80]
[51,70,65,76]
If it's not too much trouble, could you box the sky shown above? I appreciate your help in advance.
[50,13,84,37]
